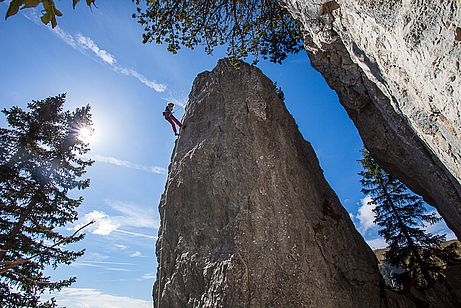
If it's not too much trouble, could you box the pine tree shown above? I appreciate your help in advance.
[0,94,93,307]
[359,149,460,289]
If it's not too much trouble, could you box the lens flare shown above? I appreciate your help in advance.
[78,126,94,143]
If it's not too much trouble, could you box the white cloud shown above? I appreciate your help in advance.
[20,9,167,93]
[70,259,135,272]
[115,229,157,239]
[74,33,166,92]
[77,34,116,65]
[113,244,128,250]
[77,210,120,236]
[87,252,110,261]
[356,196,377,233]
[366,237,388,250]
[72,263,132,272]
[130,251,142,257]
[141,273,156,280]
[53,26,78,48]
[74,200,158,237]
[89,154,167,175]
[423,211,457,240]
[20,9,42,25]
[78,261,135,266]
[362,210,456,251]
[72,33,166,92]
[162,95,188,108]
[43,288,150,308]
[115,66,167,92]
[107,200,158,229]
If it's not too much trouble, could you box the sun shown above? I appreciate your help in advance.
[78,126,94,143]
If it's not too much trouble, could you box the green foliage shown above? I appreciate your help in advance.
[359,149,460,289]
[0,94,93,307]
[132,0,304,64]
[1,0,95,28]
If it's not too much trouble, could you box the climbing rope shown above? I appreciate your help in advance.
[156,205,167,308]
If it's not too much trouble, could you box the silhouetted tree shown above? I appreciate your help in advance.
[132,0,304,64]
[0,94,93,307]
[359,149,460,289]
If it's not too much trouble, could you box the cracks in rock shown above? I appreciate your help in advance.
[351,42,386,85]
[321,198,342,222]
[312,230,353,289]
[312,218,380,293]
[236,251,250,308]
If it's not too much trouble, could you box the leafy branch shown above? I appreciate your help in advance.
[1,0,96,28]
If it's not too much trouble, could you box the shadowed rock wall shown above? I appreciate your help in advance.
[154,60,413,307]
[279,0,461,239]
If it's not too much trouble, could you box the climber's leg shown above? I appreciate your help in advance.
[166,117,178,134]
[170,114,183,129]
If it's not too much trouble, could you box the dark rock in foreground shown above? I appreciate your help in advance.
[154,60,414,307]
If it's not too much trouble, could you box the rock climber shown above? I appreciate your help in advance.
[163,102,183,136]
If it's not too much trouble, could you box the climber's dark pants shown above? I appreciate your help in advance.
[165,114,182,134]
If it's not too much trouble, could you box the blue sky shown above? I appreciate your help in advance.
[0,1,454,307]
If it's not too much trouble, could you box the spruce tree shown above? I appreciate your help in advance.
[359,149,460,289]
[0,94,93,307]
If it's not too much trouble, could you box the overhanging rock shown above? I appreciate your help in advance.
[279,0,461,239]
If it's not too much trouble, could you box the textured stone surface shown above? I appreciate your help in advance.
[153,60,415,307]
[280,0,461,238]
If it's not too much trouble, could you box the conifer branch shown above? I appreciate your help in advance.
[0,220,95,275]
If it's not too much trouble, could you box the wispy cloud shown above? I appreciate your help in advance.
[423,211,457,240]
[107,199,159,228]
[366,237,387,250]
[42,288,151,308]
[114,66,167,92]
[70,257,135,272]
[356,196,377,233]
[115,229,157,239]
[140,273,156,280]
[129,251,142,257]
[162,94,188,109]
[113,244,128,250]
[72,262,133,272]
[79,260,135,266]
[86,252,110,261]
[20,9,166,93]
[77,34,116,65]
[54,26,78,48]
[74,200,158,238]
[89,154,168,175]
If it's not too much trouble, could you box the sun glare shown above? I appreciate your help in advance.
[78,126,94,143]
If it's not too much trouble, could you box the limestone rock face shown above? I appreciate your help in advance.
[279,0,461,238]
[154,60,411,307]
